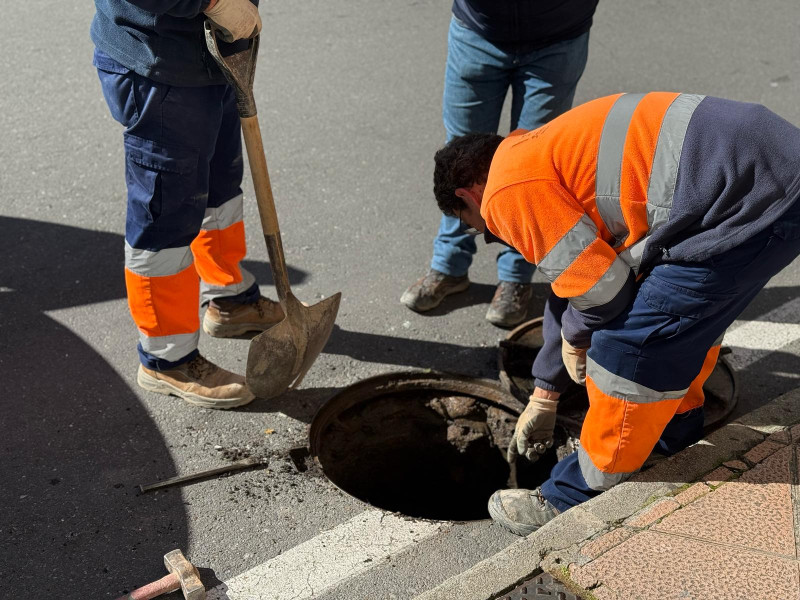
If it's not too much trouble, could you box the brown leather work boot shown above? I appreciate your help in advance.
[203,295,283,338]
[485,281,532,328]
[400,269,470,312]
[137,354,254,409]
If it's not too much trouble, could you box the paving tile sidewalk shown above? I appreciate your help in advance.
[415,387,800,600]
[555,425,800,599]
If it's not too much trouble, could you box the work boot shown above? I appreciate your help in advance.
[485,281,532,328]
[203,295,283,338]
[137,354,255,409]
[488,487,560,536]
[400,269,470,312]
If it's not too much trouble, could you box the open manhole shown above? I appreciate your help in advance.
[499,317,739,430]
[309,372,577,521]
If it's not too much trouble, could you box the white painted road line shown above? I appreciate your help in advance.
[724,297,800,370]
[207,510,443,600]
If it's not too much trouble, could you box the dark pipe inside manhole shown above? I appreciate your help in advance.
[314,387,570,521]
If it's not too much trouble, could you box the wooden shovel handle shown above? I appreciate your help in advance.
[241,115,279,235]
[240,115,292,300]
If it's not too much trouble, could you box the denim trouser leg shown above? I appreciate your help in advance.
[497,33,590,282]
[432,214,477,277]
[431,18,589,283]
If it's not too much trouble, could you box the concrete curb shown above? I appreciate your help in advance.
[413,387,800,600]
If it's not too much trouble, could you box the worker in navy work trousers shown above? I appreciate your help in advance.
[428,93,800,535]
[92,0,282,409]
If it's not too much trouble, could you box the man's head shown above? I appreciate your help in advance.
[433,133,504,232]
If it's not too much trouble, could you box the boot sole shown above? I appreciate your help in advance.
[400,278,470,312]
[202,316,278,338]
[485,308,529,328]
[137,367,254,410]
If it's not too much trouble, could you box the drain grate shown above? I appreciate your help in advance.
[497,572,580,600]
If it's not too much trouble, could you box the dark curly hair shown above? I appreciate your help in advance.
[433,133,504,216]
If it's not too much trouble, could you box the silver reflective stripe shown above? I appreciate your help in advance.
[537,214,598,283]
[201,193,244,231]
[578,446,634,491]
[125,242,194,277]
[595,93,646,245]
[139,330,199,362]
[646,94,705,230]
[569,256,631,311]
[587,356,688,403]
[618,236,648,274]
[200,266,257,303]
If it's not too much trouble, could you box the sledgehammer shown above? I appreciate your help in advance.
[115,550,204,600]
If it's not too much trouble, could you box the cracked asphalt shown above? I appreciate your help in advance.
[2,1,799,598]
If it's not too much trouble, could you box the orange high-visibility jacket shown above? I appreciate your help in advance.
[481,92,800,345]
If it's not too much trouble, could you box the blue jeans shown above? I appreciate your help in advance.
[431,18,590,282]
[542,197,800,512]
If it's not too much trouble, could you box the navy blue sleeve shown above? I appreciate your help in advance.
[122,0,209,17]
[532,292,573,393]
[561,270,637,348]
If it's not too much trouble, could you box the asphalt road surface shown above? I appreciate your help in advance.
[2,1,799,599]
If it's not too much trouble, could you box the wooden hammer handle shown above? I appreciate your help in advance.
[116,573,179,600]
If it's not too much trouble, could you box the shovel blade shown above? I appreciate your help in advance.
[246,292,341,399]
[290,292,341,389]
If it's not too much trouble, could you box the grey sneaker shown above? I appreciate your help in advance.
[485,281,532,327]
[488,487,560,536]
[400,269,470,312]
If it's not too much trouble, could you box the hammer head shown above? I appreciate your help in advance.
[164,550,205,600]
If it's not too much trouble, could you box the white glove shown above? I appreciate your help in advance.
[507,395,558,463]
[204,0,262,43]
[562,334,587,386]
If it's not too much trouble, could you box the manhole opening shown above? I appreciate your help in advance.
[314,388,574,521]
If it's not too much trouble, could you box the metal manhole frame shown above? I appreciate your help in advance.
[308,370,528,517]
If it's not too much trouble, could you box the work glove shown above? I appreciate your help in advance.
[507,395,559,463]
[204,0,262,43]
[562,335,587,386]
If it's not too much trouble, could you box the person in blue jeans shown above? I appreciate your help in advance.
[401,0,598,327]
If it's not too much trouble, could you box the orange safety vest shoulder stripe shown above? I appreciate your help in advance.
[483,92,705,308]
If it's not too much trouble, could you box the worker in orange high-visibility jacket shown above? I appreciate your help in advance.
[432,92,800,536]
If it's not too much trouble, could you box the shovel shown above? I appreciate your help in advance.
[204,23,341,399]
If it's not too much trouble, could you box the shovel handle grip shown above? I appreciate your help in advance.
[240,115,292,299]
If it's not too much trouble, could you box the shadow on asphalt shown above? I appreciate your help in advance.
[242,385,342,422]
[0,217,302,598]
[241,258,308,287]
[324,324,499,374]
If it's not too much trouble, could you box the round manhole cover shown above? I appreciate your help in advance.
[309,372,576,521]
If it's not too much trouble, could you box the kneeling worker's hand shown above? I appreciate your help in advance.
[507,392,559,463]
[204,0,262,42]
[562,335,587,386]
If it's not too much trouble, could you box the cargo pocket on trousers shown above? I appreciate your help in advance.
[123,134,199,230]
[639,273,733,345]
